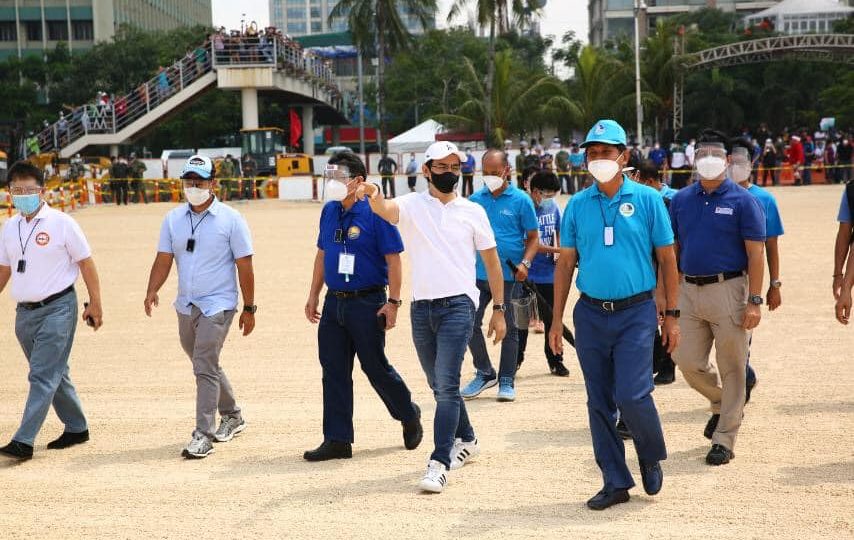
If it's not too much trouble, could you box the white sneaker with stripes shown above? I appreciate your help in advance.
[418,459,449,493]
[449,438,480,470]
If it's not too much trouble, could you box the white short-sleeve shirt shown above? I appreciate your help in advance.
[0,203,92,302]
[395,191,496,306]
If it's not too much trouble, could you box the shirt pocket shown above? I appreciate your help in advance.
[712,209,739,235]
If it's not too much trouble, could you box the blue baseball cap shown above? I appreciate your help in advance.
[180,155,214,179]
[580,120,627,148]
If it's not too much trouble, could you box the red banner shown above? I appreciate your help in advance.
[289,109,302,149]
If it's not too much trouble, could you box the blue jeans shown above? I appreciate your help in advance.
[411,295,477,467]
[13,290,87,446]
[318,291,416,443]
[468,280,519,382]
[574,298,667,490]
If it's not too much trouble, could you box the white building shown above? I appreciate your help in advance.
[744,0,854,34]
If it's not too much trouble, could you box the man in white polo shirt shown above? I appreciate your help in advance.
[144,155,256,460]
[0,161,103,461]
[356,141,507,493]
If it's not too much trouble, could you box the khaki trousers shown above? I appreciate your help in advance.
[672,276,749,450]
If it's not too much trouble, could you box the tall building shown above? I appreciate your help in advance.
[0,0,212,60]
[269,0,434,37]
[588,0,778,46]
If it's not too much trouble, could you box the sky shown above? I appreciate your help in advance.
[211,0,589,43]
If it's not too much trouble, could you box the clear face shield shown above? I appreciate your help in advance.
[695,142,728,180]
[322,164,353,201]
[728,147,752,183]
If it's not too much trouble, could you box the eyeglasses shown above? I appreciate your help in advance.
[430,164,462,174]
[9,186,42,196]
[182,179,213,188]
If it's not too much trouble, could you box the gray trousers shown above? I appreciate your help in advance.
[14,290,87,446]
[177,306,240,439]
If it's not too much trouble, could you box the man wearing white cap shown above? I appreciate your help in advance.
[143,155,256,459]
[356,141,507,493]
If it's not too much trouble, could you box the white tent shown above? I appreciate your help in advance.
[744,0,854,34]
[387,119,447,154]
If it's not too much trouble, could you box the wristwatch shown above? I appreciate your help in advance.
[664,309,681,319]
[387,298,403,307]
[243,305,258,314]
[770,279,782,289]
[493,303,507,312]
[520,259,532,269]
[748,295,764,306]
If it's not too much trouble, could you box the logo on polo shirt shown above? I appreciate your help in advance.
[347,226,361,240]
[619,202,635,217]
[715,206,734,215]
[35,232,50,246]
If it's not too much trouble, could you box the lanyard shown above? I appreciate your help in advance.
[188,210,210,237]
[335,207,356,252]
[18,218,41,258]
[597,185,622,247]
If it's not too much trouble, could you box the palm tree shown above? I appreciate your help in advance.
[330,0,437,150]
[446,0,542,146]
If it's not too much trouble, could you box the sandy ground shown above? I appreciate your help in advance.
[0,186,852,540]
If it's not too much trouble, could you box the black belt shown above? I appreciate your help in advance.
[18,285,75,310]
[580,290,653,313]
[329,285,385,299]
[684,271,745,286]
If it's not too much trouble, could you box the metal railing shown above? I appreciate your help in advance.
[31,33,345,156]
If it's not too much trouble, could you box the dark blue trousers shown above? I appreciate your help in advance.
[573,298,667,490]
[318,291,417,443]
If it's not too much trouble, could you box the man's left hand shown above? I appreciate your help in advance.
[377,302,398,331]
[82,301,103,331]
[766,286,782,311]
[661,316,680,354]
[239,312,255,336]
[515,264,528,282]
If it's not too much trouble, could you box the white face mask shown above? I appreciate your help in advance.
[587,160,621,184]
[483,175,505,192]
[696,156,727,180]
[729,163,751,183]
[323,180,348,201]
[184,187,211,206]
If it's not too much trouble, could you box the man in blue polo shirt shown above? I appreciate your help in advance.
[730,138,785,403]
[550,120,680,510]
[462,149,540,402]
[669,130,766,467]
[461,148,476,197]
[303,152,422,461]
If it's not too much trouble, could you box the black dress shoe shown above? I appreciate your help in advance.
[402,403,423,450]
[549,361,570,377]
[303,440,352,462]
[653,368,675,385]
[706,444,734,466]
[47,430,90,450]
[703,414,720,440]
[0,441,33,461]
[746,377,757,404]
[616,419,632,440]
[587,487,630,510]
[640,461,663,495]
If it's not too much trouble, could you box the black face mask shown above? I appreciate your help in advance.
[430,171,459,194]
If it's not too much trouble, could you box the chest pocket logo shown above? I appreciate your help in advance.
[714,206,734,215]
[619,202,635,218]
[347,226,361,240]
[35,232,50,246]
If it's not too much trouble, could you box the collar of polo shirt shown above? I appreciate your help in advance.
[693,177,733,195]
[591,174,635,199]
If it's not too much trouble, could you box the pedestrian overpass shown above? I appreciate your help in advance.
[36,35,351,158]
[672,33,854,137]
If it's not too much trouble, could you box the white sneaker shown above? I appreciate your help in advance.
[418,459,449,493]
[449,438,480,470]
[182,432,214,459]
[213,415,246,443]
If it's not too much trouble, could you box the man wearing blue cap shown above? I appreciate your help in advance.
[144,155,256,460]
[550,120,680,510]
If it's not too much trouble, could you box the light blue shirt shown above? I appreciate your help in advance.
[560,176,674,299]
[660,185,679,199]
[157,198,254,316]
[470,183,539,281]
[747,184,784,237]
[838,191,851,224]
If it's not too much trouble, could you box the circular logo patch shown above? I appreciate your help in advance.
[619,203,635,218]
[594,123,606,135]
[347,226,361,240]
[35,232,50,246]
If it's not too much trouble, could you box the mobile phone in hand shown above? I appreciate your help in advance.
[83,302,95,327]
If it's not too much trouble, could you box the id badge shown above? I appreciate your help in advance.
[338,253,355,275]
[604,226,614,246]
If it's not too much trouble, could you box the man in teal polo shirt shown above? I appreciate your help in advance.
[550,120,681,510]
[462,149,540,402]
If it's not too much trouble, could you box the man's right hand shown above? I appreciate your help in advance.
[144,291,158,317]
[305,294,321,324]
[833,275,844,300]
[836,289,852,325]
[548,324,563,356]
[486,310,507,344]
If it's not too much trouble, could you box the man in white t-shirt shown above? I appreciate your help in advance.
[356,141,507,493]
[0,161,103,461]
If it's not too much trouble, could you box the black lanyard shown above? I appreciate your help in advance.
[16,218,42,273]
[186,211,210,253]
[334,207,356,250]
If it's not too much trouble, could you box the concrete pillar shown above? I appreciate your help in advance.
[331,125,341,146]
[241,88,259,130]
[109,144,119,158]
[302,105,315,156]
